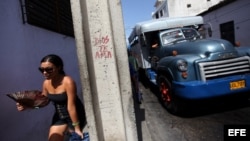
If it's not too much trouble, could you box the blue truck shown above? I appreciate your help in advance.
[128,16,250,114]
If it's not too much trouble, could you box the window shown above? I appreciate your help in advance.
[160,10,164,17]
[20,0,74,37]
[187,4,191,8]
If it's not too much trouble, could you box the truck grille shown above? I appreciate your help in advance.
[198,56,250,81]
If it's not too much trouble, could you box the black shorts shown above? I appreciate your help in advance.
[51,113,74,129]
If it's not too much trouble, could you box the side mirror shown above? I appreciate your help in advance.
[198,23,212,38]
[206,23,212,37]
[208,27,212,37]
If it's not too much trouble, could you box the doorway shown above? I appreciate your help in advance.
[220,21,235,45]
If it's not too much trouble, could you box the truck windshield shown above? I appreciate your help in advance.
[161,28,199,46]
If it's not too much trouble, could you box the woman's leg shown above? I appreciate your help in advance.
[48,124,68,141]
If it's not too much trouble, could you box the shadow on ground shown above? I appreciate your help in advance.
[133,97,145,141]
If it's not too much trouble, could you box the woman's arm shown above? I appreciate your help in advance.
[41,80,48,96]
[65,76,83,138]
[17,81,48,111]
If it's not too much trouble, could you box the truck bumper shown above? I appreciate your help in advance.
[173,74,250,100]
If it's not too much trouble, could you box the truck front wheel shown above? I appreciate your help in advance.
[158,75,181,114]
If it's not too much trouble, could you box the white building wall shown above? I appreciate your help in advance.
[153,0,223,18]
[203,0,250,46]
[0,0,82,140]
[152,0,250,46]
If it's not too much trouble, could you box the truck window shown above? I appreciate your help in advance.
[151,39,159,48]
[182,28,198,39]
[160,28,199,46]
[161,29,184,45]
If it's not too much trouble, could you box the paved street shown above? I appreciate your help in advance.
[134,81,250,141]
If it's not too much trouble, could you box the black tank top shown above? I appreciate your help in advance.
[47,92,69,119]
[47,92,85,129]
[47,92,68,103]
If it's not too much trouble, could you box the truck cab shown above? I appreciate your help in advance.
[128,16,250,114]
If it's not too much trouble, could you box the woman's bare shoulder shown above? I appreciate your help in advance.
[41,80,49,96]
[42,79,48,85]
[42,79,51,86]
[63,75,75,84]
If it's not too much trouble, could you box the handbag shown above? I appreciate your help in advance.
[69,132,90,141]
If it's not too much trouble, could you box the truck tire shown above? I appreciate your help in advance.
[158,75,182,115]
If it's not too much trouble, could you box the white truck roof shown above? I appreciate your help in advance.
[128,16,204,42]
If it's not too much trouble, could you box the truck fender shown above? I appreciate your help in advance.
[235,47,250,57]
[157,67,174,84]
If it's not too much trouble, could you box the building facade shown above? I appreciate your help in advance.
[152,0,223,18]
[200,0,250,46]
[152,0,250,46]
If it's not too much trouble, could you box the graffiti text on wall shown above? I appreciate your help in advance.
[95,35,112,59]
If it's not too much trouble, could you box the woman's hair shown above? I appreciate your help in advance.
[40,54,65,75]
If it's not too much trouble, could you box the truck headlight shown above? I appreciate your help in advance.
[177,60,188,72]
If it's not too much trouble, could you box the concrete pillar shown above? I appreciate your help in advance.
[70,0,137,141]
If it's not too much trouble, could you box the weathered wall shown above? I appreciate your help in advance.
[203,0,250,46]
[0,0,82,140]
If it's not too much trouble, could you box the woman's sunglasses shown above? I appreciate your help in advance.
[38,67,54,73]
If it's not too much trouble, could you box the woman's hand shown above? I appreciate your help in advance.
[74,128,83,139]
[16,103,25,111]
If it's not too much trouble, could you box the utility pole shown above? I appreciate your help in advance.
[70,0,137,141]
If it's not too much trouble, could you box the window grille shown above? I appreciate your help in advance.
[20,0,74,37]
